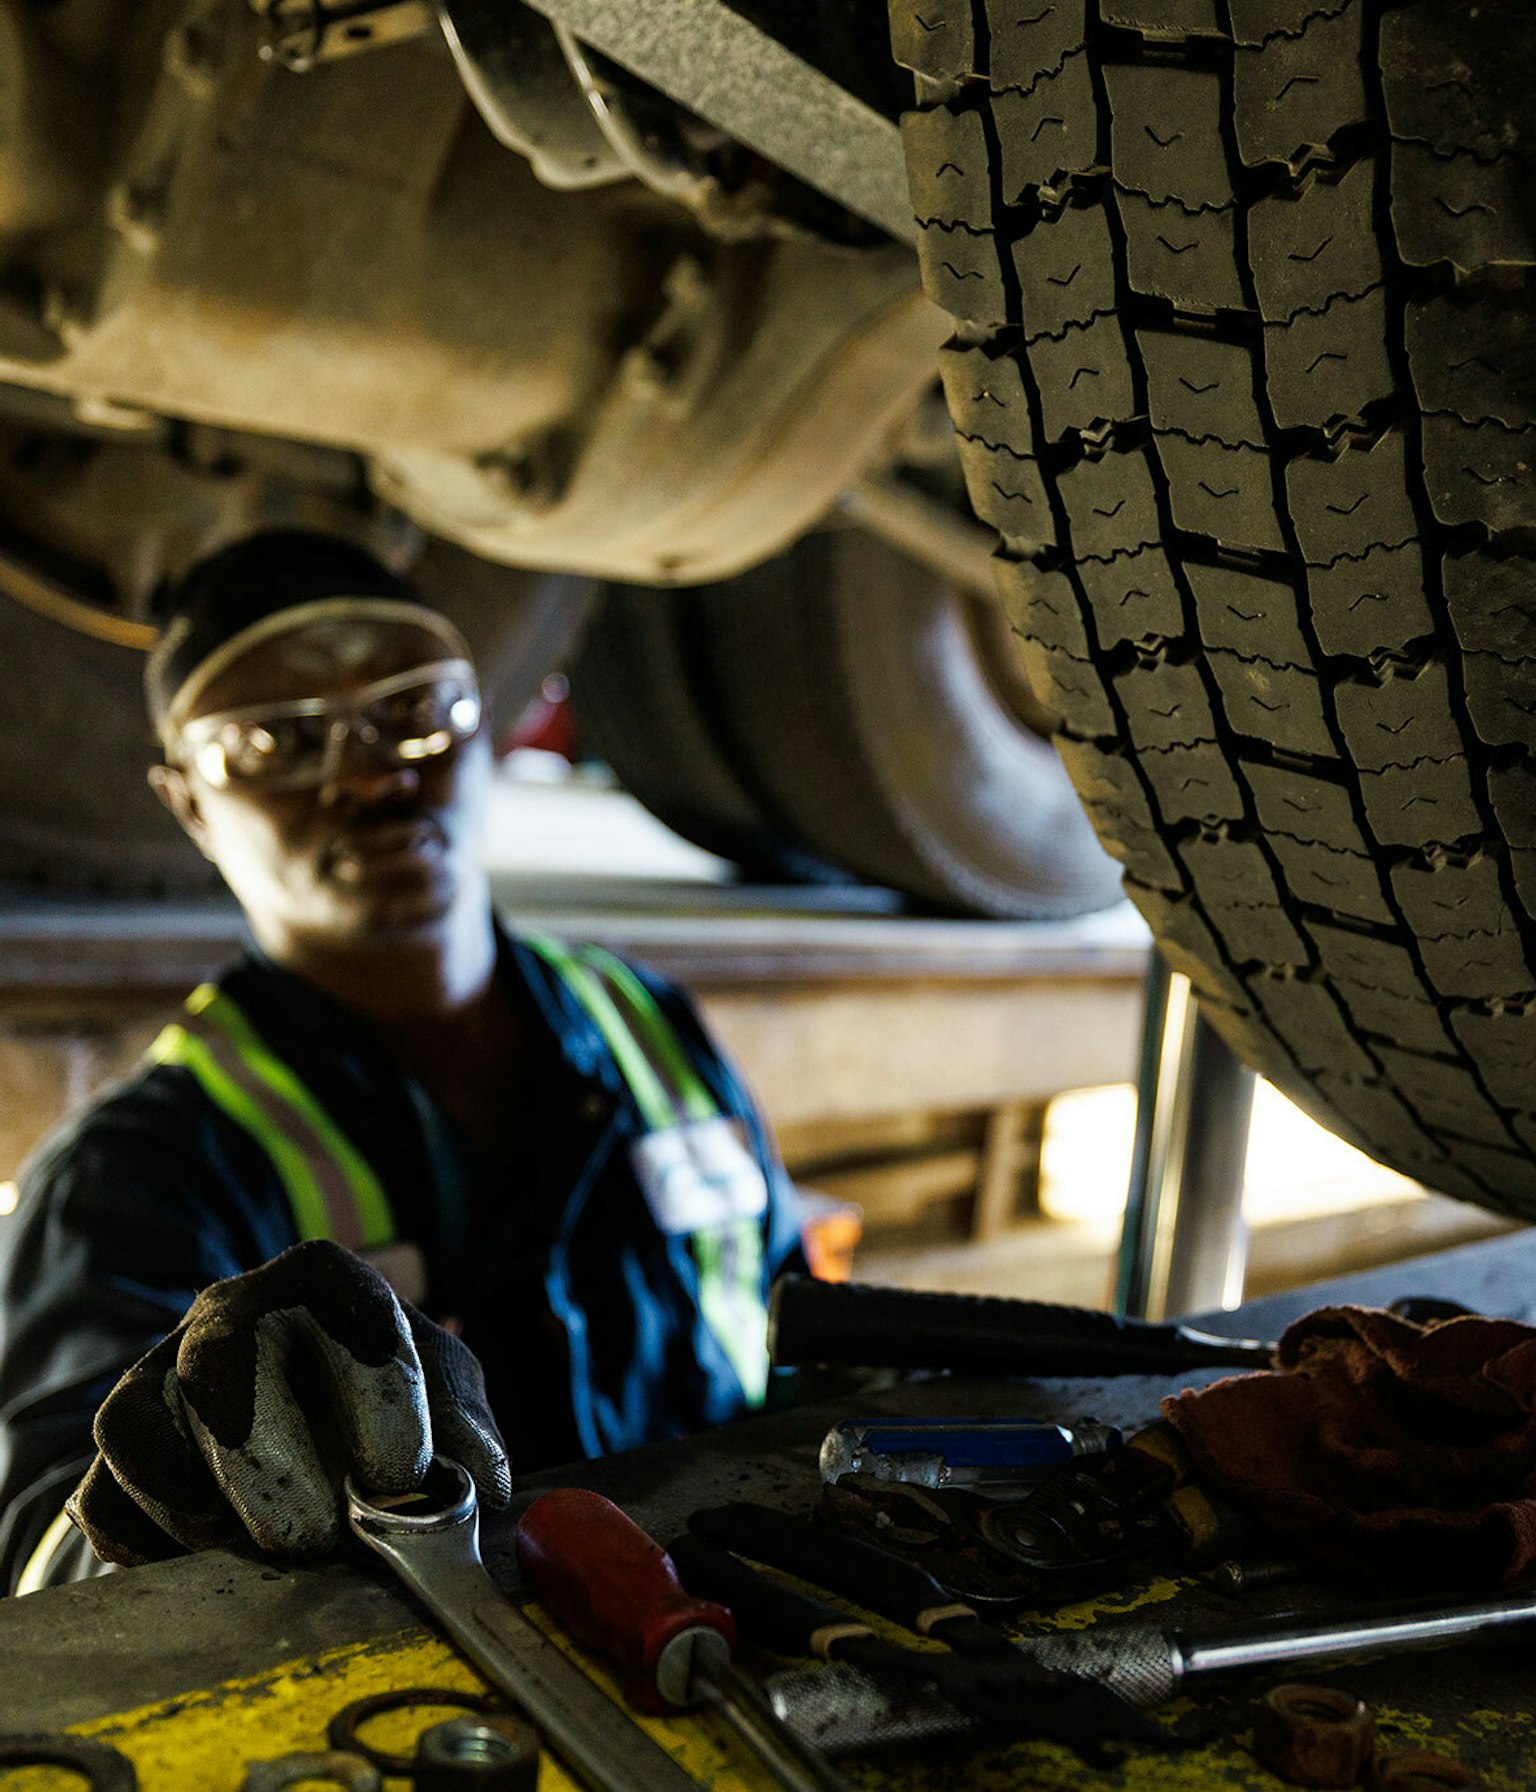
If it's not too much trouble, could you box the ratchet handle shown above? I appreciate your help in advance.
[769,1275,1275,1376]
[690,1501,970,1636]
[516,1488,734,1714]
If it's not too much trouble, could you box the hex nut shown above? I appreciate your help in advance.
[1253,1683,1375,1788]
[414,1715,541,1790]
[1371,1750,1482,1791]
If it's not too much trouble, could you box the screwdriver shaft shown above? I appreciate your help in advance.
[518,1487,851,1792]
[705,1665,853,1792]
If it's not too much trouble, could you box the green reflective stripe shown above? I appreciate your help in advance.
[694,1220,769,1406]
[188,986,394,1249]
[523,935,678,1132]
[576,946,716,1124]
[148,1023,333,1243]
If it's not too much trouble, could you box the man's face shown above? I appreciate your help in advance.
[162,617,492,942]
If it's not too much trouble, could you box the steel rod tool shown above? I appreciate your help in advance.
[345,1459,698,1792]
[769,1275,1276,1378]
[694,1502,1536,1713]
[515,1486,850,1792]
[683,1507,1167,1751]
[1027,1585,1536,1708]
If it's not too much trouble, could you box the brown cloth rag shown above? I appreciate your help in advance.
[1162,1305,1536,1588]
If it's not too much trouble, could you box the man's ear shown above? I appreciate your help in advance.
[148,764,212,857]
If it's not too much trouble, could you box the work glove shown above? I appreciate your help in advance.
[67,1239,511,1567]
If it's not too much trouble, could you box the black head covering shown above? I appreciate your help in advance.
[145,530,443,733]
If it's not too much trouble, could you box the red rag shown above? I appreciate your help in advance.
[1161,1306,1536,1587]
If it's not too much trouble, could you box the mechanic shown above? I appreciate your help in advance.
[0,530,806,1593]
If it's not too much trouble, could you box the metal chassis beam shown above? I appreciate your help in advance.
[498,0,917,242]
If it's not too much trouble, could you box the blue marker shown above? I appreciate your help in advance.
[820,1417,1121,1490]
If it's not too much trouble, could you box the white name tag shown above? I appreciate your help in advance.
[632,1117,770,1236]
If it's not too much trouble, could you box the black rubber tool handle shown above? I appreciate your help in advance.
[690,1502,965,1635]
[678,1518,1171,1750]
[669,1532,1015,1701]
[681,1512,1161,1748]
[667,1531,950,1688]
[768,1276,1276,1377]
[668,1531,871,1660]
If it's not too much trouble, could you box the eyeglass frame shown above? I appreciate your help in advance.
[166,657,483,792]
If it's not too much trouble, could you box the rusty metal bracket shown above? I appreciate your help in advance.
[253,0,438,72]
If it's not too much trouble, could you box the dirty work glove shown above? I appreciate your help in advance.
[67,1239,511,1567]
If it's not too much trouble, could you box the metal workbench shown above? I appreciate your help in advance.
[6,1231,1536,1787]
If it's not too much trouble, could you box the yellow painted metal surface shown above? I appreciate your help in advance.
[12,1588,1530,1792]
[17,1617,759,1792]
[0,1552,1521,1791]
[1036,1574,1186,1632]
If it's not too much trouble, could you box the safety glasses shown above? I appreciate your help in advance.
[174,659,482,791]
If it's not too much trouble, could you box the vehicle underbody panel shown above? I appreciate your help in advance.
[0,0,939,595]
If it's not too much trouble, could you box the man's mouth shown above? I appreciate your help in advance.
[323,816,449,882]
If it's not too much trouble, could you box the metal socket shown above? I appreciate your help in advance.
[414,1716,541,1790]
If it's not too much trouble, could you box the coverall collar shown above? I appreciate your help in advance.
[227,917,624,1102]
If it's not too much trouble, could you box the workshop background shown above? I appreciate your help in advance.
[2,744,1520,1312]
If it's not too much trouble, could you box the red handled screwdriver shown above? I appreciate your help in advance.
[515,1488,851,1792]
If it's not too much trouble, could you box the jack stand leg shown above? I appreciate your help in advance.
[1115,955,1257,1321]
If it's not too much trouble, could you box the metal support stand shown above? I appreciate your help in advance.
[1115,954,1257,1322]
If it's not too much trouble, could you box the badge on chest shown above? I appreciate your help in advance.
[631,1116,770,1237]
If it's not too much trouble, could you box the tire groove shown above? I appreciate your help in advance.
[1080,17,1324,1009]
[1230,0,1533,1188]
[1360,1,1536,1164]
[895,0,1536,1208]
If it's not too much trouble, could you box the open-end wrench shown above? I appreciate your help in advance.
[345,1459,699,1792]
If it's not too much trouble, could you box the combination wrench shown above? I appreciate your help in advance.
[346,1458,699,1792]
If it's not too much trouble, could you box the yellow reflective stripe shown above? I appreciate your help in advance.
[189,987,393,1250]
[523,936,678,1131]
[15,1504,77,1597]
[524,937,768,1404]
[693,1219,769,1407]
[576,947,717,1125]
[149,1023,332,1243]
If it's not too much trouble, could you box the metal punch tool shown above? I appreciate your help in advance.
[346,1458,700,1792]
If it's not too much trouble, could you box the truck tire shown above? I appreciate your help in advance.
[0,546,596,893]
[697,528,1125,917]
[0,603,196,893]
[568,587,853,887]
[893,0,1536,1209]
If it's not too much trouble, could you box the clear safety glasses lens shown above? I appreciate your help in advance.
[179,660,481,790]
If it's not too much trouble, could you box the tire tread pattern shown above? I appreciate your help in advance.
[891,0,1536,1215]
